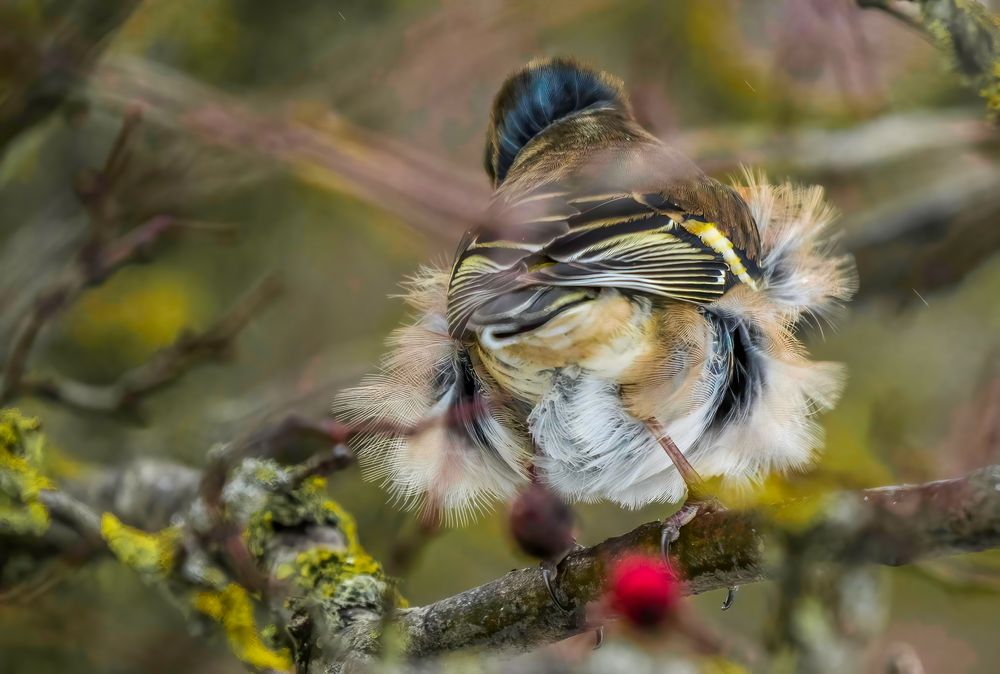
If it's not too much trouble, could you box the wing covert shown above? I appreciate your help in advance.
[447,186,757,338]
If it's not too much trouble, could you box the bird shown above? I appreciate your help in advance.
[335,57,856,548]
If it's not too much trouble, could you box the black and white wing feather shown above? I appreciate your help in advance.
[446,188,752,338]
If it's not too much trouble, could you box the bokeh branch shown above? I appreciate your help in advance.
[0,0,142,152]
[0,112,273,414]
[87,59,999,311]
[859,0,1000,114]
[18,275,282,415]
[0,213,222,404]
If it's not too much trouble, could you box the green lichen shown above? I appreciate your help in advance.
[192,583,293,671]
[919,0,1000,116]
[237,466,400,630]
[245,472,361,559]
[0,408,53,535]
[100,512,180,580]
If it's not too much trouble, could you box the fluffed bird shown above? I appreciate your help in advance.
[335,59,856,530]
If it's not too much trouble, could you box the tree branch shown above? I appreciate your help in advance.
[340,465,1000,657]
[0,111,246,408]
[10,448,1000,664]
[0,0,142,153]
[18,275,282,415]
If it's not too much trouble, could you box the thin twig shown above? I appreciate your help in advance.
[0,284,78,403]
[1,105,247,408]
[20,275,283,415]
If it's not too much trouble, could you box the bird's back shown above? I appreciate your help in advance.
[448,59,763,400]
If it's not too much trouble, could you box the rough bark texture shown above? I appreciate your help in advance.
[10,453,1000,665]
[338,465,1000,657]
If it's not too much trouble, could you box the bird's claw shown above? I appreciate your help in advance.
[721,585,739,611]
[541,560,572,613]
[660,500,740,611]
[659,502,702,560]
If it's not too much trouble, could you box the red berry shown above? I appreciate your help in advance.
[607,554,683,629]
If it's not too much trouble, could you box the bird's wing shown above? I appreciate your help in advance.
[446,181,760,339]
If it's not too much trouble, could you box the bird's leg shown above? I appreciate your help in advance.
[646,418,711,502]
[646,418,711,556]
[648,419,739,610]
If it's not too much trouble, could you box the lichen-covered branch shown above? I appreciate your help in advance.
[341,465,1000,658]
[2,411,381,673]
[7,406,1000,670]
[859,0,1000,114]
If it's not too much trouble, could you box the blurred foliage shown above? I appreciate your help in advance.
[1,0,999,673]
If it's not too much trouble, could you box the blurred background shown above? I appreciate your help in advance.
[1,0,999,672]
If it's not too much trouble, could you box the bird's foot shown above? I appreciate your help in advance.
[540,543,583,613]
[660,498,740,611]
[540,560,571,612]
[721,585,739,611]
[592,624,604,650]
[659,502,702,560]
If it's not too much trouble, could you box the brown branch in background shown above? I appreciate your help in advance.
[858,0,1000,115]
[857,0,924,29]
[91,58,494,242]
[19,275,282,416]
[76,107,144,251]
[0,0,143,153]
[0,214,233,404]
[88,60,1000,314]
[0,111,260,410]
[848,165,1000,304]
[0,285,75,403]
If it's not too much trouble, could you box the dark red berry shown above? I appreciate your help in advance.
[508,481,575,561]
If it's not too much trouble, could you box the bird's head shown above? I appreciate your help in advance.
[484,58,632,187]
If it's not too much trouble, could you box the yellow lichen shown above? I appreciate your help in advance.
[0,408,54,535]
[192,584,292,672]
[240,462,402,623]
[292,546,383,597]
[980,61,1000,115]
[700,656,751,674]
[100,513,179,578]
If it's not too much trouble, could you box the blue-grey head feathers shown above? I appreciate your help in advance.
[485,58,627,185]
